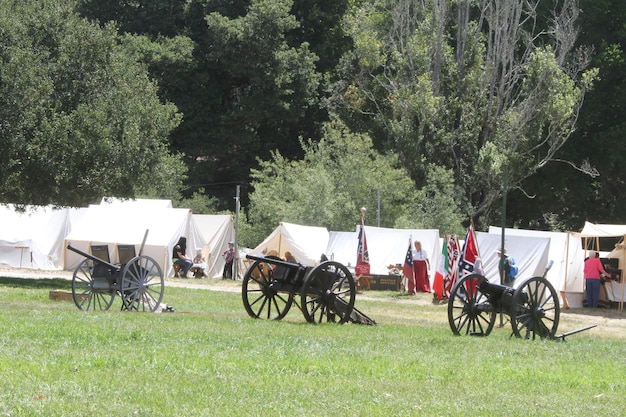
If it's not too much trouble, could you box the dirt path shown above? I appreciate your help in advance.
[2,266,624,338]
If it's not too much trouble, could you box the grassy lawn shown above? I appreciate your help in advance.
[0,276,625,416]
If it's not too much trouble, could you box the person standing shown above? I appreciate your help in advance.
[584,251,610,308]
[222,241,235,279]
[172,237,193,278]
[412,241,431,293]
[497,249,516,286]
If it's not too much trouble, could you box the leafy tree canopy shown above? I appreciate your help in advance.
[247,117,464,245]
[0,0,185,207]
[332,0,597,228]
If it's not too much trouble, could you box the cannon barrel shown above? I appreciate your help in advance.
[66,244,120,271]
[478,280,515,307]
[246,254,302,268]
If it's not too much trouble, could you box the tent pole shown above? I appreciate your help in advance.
[561,232,571,309]
[234,185,240,280]
[619,235,626,311]
[499,171,507,327]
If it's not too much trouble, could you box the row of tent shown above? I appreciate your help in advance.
[1,198,624,306]
[250,221,625,306]
[0,198,234,278]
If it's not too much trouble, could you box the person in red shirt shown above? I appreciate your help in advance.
[583,251,610,308]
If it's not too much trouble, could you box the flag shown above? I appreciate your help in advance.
[402,239,413,284]
[355,223,370,275]
[433,236,449,300]
[444,235,460,297]
[459,221,480,279]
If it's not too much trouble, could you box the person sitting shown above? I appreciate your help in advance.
[284,251,297,264]
[191,249,207,278]
[172,237,193,278]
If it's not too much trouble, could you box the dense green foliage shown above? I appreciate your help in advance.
[508,0,626,230]
[0,0,184,206]
[1,0,625,235]
[248,118,465,241]
[331,0,596,228]
[77,0,327,206]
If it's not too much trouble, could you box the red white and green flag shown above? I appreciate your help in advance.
[433,236,449,300]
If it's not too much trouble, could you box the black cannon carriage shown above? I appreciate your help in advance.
[66,230,164,312]
[447,269,561,339]
[242,254,375,325]
[447,262,595,340]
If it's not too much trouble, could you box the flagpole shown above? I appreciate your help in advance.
[499,171,508,328]
[471,218,481,260]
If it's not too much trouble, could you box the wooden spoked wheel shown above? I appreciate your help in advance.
[301,261,355,324]
[242,260,294,320]
[448,274,497,336]
[120,256,164,312]
[71,259,116,311]
[510,276,560,339]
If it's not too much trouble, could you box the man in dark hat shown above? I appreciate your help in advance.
[222,241,235,279]
[497,248,515,286]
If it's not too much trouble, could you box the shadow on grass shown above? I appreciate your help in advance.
[0,277,72,290]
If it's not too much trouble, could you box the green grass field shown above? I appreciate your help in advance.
[1,276,625,416]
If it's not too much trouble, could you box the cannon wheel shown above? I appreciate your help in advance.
[510,276,560,339]
[301,261,356,324]
[120,256,164,312]
[71,259,116,311]
[242,259,294,320]
[448,274,496,336]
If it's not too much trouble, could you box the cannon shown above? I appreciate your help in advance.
[447,272,560,339]
[448,261,596,340]
[447,259,565,339]
[66,230,164,312]
[242,254,375,325]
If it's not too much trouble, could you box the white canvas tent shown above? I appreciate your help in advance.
[476,231,550,287]
[64,199,204,277]
[489,226,585,295]
[250,222,330,266]
[572,222,626,308]
[327,226,441,278]
[192,214,234,278]
[0,205,86,270]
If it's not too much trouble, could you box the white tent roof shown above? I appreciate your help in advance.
[572,222,626,306]
[0,205,86,270]
[98,197,173,209]
[327,226,441,276]
[250,222,330,266]
[476,231,551,288]
[64,199,203,276]
[489,226,585,292]
[193,214,234,278]
[572,222,626,238]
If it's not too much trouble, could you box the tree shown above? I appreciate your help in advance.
[332,0,596,228]
[0,0,185,207]
[507,0,626,229]
[77,0,324,209]
[246,117,458,244]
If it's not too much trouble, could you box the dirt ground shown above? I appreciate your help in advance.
[2,266,624,339]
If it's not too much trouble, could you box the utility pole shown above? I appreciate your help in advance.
[377,185,381,227]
